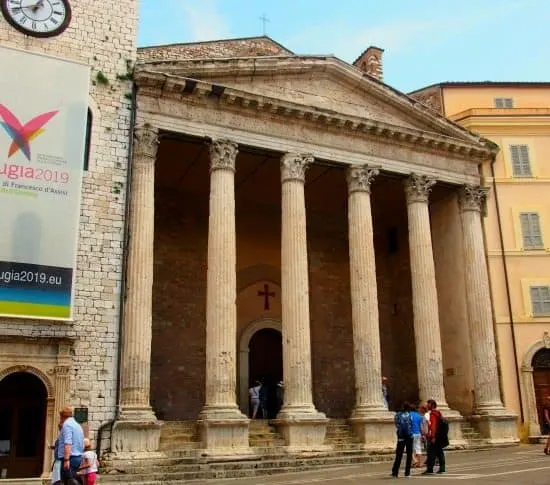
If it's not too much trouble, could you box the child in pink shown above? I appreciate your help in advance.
[77,438,99,485]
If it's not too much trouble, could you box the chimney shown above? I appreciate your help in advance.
[353,46,384,82]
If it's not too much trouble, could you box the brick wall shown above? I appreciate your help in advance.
[138,36,293,62]
[0,0,139,436]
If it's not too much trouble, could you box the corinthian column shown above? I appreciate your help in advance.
[277,153,326,450]
[405,174,448,408]
[346,165,386,414]
[112,124,160,454]
[347,165,395,451]
[119,125,158,422]
[458,185,504,413]
[198,139,248,453]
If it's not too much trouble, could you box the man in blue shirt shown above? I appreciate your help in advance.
[57,406,84,483]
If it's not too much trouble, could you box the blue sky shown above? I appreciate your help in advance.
[138,0,550,93]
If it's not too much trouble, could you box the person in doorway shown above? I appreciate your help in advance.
[259,381,269,418]
[249,380,262,419]
[382,376,390,410]
[391,401,413,478]
[77,438,99,485]
[410,404,424,468]
[543,396,550,455]
[422,399,446,475]
[275,381,284,416]
[58,406,85,484]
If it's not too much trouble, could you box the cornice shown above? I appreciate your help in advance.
[134,69,494,161]
[136,56,489,150]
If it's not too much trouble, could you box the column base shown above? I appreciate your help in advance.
[111,420,161,454]
[349,409,395,452]
[274,406,328,451]
[470,408,519,445]
[442,410,467,449]
[198,405,250,454]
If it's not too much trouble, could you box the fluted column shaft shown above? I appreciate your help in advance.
[405,174,448,407]
[279,153,317,415]
[120,125,158,420]
[201,139,244,419]
[347,166,386,414]
[459,185,504,413]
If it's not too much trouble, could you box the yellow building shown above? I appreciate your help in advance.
[410,82,550,440]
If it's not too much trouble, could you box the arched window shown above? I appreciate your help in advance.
[83,108,92,171]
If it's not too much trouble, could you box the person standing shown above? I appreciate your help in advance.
[248,380,262,419]
[382,376,390,410]
[77,438,99,485]
[543,396,550,455]
[58,406,85,484]
[391,401,413,478]
[410,404,424,468]
[422,399,446,475]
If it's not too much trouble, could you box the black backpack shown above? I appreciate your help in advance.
[436,416,450,448]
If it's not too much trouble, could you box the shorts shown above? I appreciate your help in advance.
[87,472,97,485]
[413,434,423,455]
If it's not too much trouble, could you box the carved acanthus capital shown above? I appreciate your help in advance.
[346,165,379,194]
[134,124,159,162]
[404,173,436,204]
[209,138,238,172]
[459,185,489,213]
[281,153,313,183]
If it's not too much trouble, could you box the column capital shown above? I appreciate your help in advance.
[459,184,489,213]
[134,124,159,162]
[209,138,238,172]
[53,365,70,377]
[281,153,313,183]
[404,173,436,204]
[347,165,379,194]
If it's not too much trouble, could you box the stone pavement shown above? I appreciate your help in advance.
[186,446,549,485]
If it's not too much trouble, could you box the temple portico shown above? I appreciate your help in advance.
[110,52,518,456]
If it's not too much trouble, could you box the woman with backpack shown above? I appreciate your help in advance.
[391,401,414,478]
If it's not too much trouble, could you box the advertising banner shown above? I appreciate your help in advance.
[0,47,89,320]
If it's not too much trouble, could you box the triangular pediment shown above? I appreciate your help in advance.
[138,56,486,148]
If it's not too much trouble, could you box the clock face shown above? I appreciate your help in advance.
[1,0,71,38]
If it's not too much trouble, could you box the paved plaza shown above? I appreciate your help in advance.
[191,446,549,485]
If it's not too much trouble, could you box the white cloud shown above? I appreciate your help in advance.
[177,0,230,42]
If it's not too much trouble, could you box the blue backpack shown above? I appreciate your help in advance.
[396,411,413,439]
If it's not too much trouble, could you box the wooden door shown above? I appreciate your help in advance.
[0,373,47,478]
[533,369,550,434]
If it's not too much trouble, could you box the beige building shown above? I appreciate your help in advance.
[410,82,550,441]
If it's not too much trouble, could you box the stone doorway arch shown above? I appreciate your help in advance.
[522,332,550,438]
[238,318,282,416]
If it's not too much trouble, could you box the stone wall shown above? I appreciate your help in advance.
[0,0,139,437]
[138,36,293,62]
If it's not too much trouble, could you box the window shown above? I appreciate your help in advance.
[494,97,514,108]
[530,286,550,316]
[510,144,532,177]
[83,108,92,171]
[520,212,544,249]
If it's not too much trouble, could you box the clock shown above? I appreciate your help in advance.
[1,0,71,38]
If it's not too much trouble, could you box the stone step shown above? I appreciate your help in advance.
[102,452,393,483]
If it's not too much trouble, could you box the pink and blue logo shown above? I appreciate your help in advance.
[0,104,58,161]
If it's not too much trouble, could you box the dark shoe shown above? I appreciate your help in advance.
[391,473,398,478]
[437,469,446,474]
[544,447,549,455]
[422,470,434,475]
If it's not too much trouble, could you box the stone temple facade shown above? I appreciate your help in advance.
[0,4,519,480]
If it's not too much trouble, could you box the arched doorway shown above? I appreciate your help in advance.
[0,372,47,478]
[533,348,550,434]
[238,319,282,417]
[249,328,283,418]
